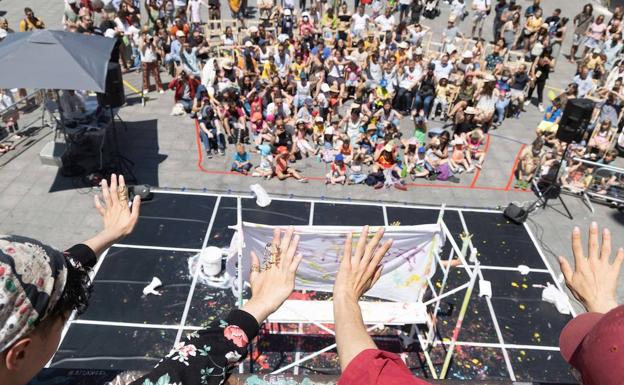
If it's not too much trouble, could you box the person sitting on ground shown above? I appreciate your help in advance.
[465,128,486,170]
[252,144,274,179]
[535,98,563,137]
[19,7,45,31]
[515,137,544,189]
[168,70,200,113]
[449,134,471,174]
[587,119,615,156]
[327,153,347,185]
[231,143,252,175]
[273,146,307,182]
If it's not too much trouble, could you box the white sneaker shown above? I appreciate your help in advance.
[538,103,545,113]
[523,100,531,106]
[143,89,150,95]
[159,89,164,94]
[251,172,260,177]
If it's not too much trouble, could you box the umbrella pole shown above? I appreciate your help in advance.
[54,90,69,143]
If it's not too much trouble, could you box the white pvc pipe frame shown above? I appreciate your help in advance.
[232,202,480,378]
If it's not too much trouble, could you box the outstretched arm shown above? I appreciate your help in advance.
[333,226,392,370]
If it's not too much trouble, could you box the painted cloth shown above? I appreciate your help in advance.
[0,235,68,352]
[129,309,259,385]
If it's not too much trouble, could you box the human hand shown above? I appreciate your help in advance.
[242,227,303,324]
[94,174,141,245]
[333,226,393,303]
[558,222,624,314]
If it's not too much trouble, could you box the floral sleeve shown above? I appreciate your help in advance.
[130,309,259,385]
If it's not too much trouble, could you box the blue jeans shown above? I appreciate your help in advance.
[231,162,252,172]
[180,98,193,112]
[495,98,510,123]
[200,126,225,151]
[413,94,434,116]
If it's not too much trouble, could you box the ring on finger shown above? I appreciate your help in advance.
[251,264,261,273]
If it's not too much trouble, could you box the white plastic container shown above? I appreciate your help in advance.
[200,246,223,276]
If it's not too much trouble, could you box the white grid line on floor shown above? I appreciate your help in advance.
[523,222,577,317]
[458,211,516,381]
[175,195,222,344]
[113,243,202,252]
[149,189,502,214]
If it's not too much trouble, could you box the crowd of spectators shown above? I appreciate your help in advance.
[0,0,623,196]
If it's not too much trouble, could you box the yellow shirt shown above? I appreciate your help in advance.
[376,87,391,100]
[261,62,277,80]
[290,62,304,81]
[436,85,450,101]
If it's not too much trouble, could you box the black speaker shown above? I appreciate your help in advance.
[556,98,594,143]
[503,203,528,224]
[97,62,126,108]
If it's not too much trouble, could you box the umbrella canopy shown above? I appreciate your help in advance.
[0,30,116,93]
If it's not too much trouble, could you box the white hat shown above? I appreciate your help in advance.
[320,83,330,93]
[277,34,289,42]
[315,116,324,123]
[176,30,185,38]
[324,125,334,135]
[398,41,409,49]
[345,55,355,62]
[67,0,77,3]
[414,47,424,55]
[0,29,6,40]
[284,8,292,15]
[244,40,253,47]
[249,26,258,33]
[301,11,310,18]
[462,50,473,59]
[446,44,457,54]
[484,74,496,82]
[104,28,117,38]
[593,47,602,54]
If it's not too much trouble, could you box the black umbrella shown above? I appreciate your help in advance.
[0,29,115,92]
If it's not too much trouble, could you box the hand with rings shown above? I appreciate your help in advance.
[92,174,141,246]
[242,226,304,324]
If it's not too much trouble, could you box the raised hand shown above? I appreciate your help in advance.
[84,174,141,256]
[242,226,303,324]
[558,222,624,314]
[334,226,393,302]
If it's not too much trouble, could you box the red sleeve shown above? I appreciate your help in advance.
[338,349,432,385]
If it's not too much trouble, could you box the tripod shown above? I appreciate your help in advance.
[107,106,136,183]
[528,142,574,220]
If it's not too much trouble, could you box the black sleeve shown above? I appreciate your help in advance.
[64,244,97,269]
[130,309,260,385]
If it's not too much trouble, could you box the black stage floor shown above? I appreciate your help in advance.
[49,190,576,383]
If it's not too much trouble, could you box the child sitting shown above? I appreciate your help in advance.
[295,120,317,158]
[252,144,274,179]
[432,77,451,120]
[326,153,347,185]
[231,143,252,174]
[449,135,471,173]
[349,148,369,184]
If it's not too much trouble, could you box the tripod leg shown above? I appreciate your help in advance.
[558,196,574,220]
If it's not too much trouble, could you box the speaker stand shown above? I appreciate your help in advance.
[532,181,574,220]
[108,106,137,183]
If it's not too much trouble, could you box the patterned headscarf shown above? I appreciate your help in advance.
[0,235,67,352]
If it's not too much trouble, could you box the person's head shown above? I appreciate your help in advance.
[567,82,578,96]
[580,66,589,78]
[559,305,624,385]
[0,236,91,385]
[24,7,34,18]
[357,5,365,15]
[0,17,8,29]
[236,143,246,155]
[534,8,543,18]
[439,77,449,87]
[441,54,449,65]
[512,11,521,23]
[553,8,561,16]
[334,153,344,164]
[596,14,605,24]
[600,119,611,131]
[383,99,391,111]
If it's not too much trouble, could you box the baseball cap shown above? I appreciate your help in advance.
[335,154,344,162]
[418,146,426,153]
[559,306,624,385]
[380,79,388,88]
[277,146,289,154]
[176,30,185,38]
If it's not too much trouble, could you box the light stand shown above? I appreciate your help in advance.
[530,141,574,220]
[107,105,137,183]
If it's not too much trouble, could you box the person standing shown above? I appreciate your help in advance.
[471,0,491,40]
[492,0,508,43]
[139,31,164,94]
[18,7,45,31]
[569,3,594,62]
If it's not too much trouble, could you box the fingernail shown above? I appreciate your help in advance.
[604,228,610,235]
[591,221,597,229]
[573,226,580,234]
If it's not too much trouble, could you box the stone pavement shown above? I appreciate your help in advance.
[0,0,622,307]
